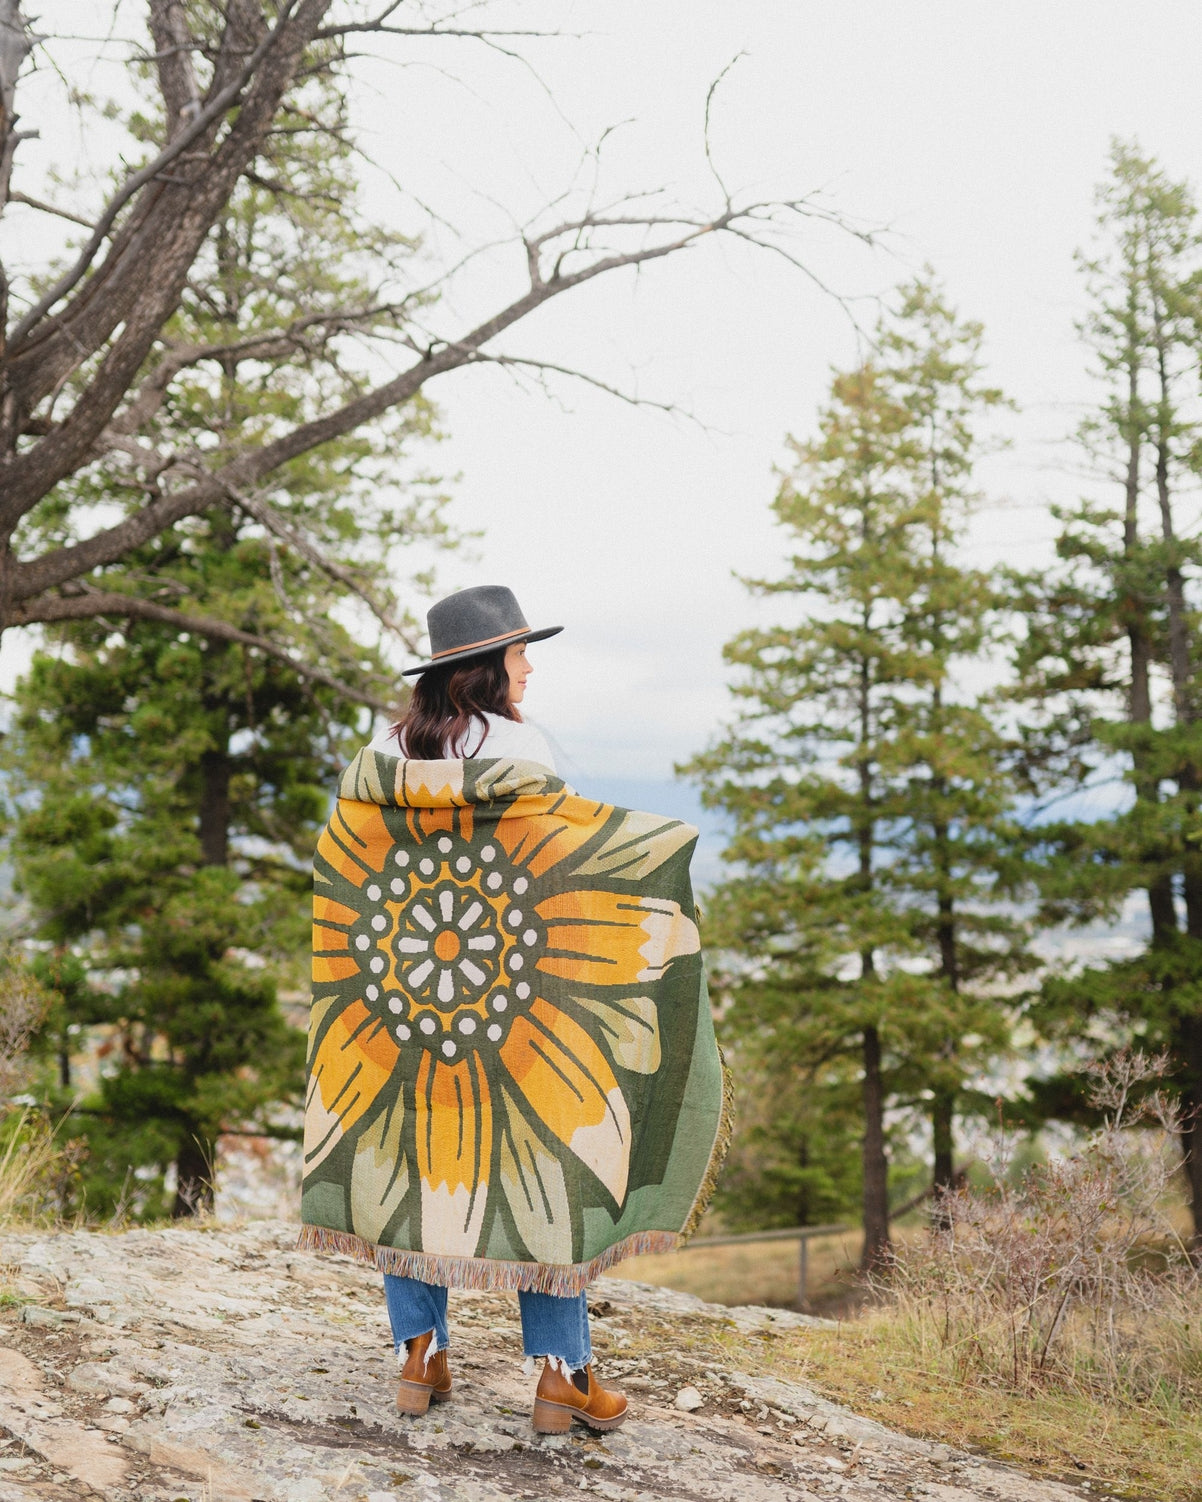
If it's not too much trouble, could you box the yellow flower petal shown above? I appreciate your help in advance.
[535,892,700,987]
[304,999,398,1172]
[500,999,630,1203]
[494,793,612,878]
[315,802,392,888]
[415,1052,491,1255]
[408,804,474,845]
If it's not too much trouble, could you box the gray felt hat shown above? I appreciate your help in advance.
[401,585,563,676]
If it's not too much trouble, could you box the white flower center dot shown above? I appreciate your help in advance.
[355,935,370,951]
[419,1016,436,1035]
[369,957,385,974]
[371,915,387,932]
[456,857,471,874]
[515,982,530,1000]
[396,1025,411,1041]
[442,1039,457,1057]
[509,954,523,971]
[486,872,502,891]
[365,985,379,1001]
[419,859,434,876]
[513,877,528,895]
[394,851,409,866]
[390,878,405,895]
[366,884,381,901]
[487,1024,502,1042]
[507,910,522,927]
[523,929,537,946]
[458,1016,476,1034]
[438,837,453,853]
[492,994,508,1013]
[481,845,495,861]
[387,995,404,1014]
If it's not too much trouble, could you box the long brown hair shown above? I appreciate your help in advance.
[391,647,520,759]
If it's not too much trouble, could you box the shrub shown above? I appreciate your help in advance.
[879,1051,1202,1411]
[0,953,80,1224]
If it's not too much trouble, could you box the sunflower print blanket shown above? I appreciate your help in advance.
[297,748,733,1294]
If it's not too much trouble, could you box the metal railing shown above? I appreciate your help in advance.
[682,1222,850,1312]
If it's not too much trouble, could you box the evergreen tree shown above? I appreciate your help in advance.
[685,278,1028,1266]
[2,67,453,1218]
[1012,142,1202,1246]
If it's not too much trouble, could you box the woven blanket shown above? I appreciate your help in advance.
[297,750,732,1294]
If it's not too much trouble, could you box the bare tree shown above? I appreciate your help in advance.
[0,1,861,700]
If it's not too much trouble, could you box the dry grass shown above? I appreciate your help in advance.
[611,1055,1202,1502]
[614,1228,864,1311]
[0,1109,71,1227]
[764,1316,1202,1502]
[605,1276,1202,1502]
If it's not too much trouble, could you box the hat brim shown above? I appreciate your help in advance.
[401,624,563,676]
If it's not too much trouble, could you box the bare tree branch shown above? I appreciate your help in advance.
[8,589,393,711]
[227,484,422,649]
[0,6,875,682]
[7,190,95,227]
[8,190,863,609]
[8,2,299,350]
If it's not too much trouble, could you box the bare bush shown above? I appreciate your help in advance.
[0,952,51,1100]
[878,1052,1202,1409]
[0,954,84,1225]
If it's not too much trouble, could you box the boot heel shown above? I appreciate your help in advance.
[532,1398,573,1434]
[396,1379,433,1416]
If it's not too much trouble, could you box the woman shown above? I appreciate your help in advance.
[301,583,727,1437]
[367,584,628,1432]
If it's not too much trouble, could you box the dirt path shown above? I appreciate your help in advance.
[0,1221,1093,1502]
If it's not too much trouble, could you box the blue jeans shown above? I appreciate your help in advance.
[383,1274,591,1370]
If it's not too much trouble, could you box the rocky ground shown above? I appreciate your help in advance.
[0,1221,1096,1502]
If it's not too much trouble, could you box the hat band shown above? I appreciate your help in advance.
[430,626,528,660]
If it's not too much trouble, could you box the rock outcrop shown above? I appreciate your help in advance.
[0,1221,1089,1502]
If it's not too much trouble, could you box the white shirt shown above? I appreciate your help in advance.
[367,711,556,773]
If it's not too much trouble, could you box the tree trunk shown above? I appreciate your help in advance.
[931,1089,955,1195]
[1149,291,1194,724]
[172,1131,215,1218]
[199,747,231,867]
[796,1134,811,1227]
[860,1024,891,1271]
[1174,1014,1202,1259]
[1120,332,1178,942]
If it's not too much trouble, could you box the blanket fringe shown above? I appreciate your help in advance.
[678,1045,736,1244]
[295,1225,681,1295]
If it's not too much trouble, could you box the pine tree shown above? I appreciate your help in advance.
[685,278,1028,1266]
[1013,142,1202,1246]
[2,69,454,1218]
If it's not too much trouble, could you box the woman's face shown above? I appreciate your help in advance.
[504,641,531,705]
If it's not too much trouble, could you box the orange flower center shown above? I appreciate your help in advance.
[434,929,461,962]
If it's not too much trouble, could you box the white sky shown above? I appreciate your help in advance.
[7,0,1202,816]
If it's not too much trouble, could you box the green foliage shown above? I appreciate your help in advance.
[685,275,1032,1255]
[1,53,457,1221]
[1011,141,1202,1243]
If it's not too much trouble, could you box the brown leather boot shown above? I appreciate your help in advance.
[395,1331,452,1416]
[531,1359,628,1433]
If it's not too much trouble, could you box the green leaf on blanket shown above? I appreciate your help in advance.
[571,995,661,1074]
[571,809,698,880]
[499,1089,574,1263]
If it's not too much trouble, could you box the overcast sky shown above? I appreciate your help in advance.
[341,0,1202,792]
[8,1,1202,852]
